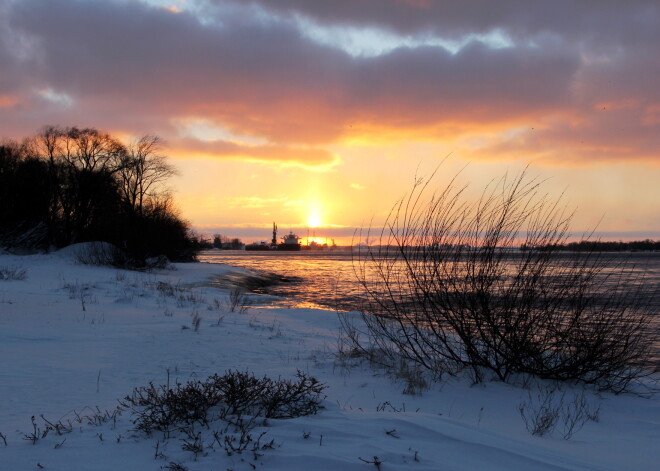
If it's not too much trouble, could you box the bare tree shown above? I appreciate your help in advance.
[60,127,126,173]
[28,126,126,172]
[117,135,176,216]
[341,169,656,392]
[21,126,128,243]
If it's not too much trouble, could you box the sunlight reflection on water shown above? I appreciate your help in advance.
[200,249,360,310]
[199,249,660,312]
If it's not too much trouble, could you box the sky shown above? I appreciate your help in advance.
[1,0,658,244]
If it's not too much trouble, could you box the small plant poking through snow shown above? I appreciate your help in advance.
[191,311,201,332]
[228,287,249,313]
[519,386,601,439]
[0,265,26,280]
[163,462,188,471]
[393,359,429,396]
[153,280,206,308]
[359,455,383,470]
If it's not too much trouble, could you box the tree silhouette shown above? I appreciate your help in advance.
[1,126,194,265]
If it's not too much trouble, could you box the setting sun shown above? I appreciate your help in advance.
[307,209,322,228]
[307,200,323,228]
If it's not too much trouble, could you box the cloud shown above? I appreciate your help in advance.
[0,94,19,108]
[466,104,660,165]
[0,0,657,165]
[38,88,74,108]
[171,138,339,168]
[222,196,286,210]
[219,0,660,47]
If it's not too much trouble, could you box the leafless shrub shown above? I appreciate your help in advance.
[21,415,72,444]
[228,287,249,313]
[385,428,400,438]
[23,416,43,444]
[76,243,176,271]
[120,381,216,437]
[153,280,205,307]
[519,388,559,437]
[39,415,74,435]
[0,265,27,280]
[75,242,129,267]
[342,169,656,392]
[558,391,601,439]
[155,280,179,298]
[119,370,326,437]
[84,407,121,428]
[176,290,205,308]
[376,401,406,413]
[359,456,383,470]
[144,255,173,270]
[62,280,84,299]
[209,298,223,310]
[162,462,188,471]
[519,386,601,439]
[191,311,201,332]
[392,359,429,396]
[180,430,205,458]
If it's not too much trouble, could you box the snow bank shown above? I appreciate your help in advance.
[0,252,657,470]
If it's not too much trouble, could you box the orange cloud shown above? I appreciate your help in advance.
[0,95,19,108]
[465,104,660,166]
[169,138,340,170]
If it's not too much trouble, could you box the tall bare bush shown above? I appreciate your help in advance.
[341,170,656,392]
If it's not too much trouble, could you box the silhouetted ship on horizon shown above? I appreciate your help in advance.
[278,231,302,251]
[245,222,301,251]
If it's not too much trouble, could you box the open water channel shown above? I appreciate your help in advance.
[199,250,659,313]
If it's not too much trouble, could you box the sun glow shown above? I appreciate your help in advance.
[306,236,327,245]
[307,211,322,228]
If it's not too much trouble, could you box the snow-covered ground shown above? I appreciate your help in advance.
[0,247,658,470]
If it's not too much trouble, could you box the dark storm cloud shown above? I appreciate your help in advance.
[0,1,24,105]
[0,0,658,165]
